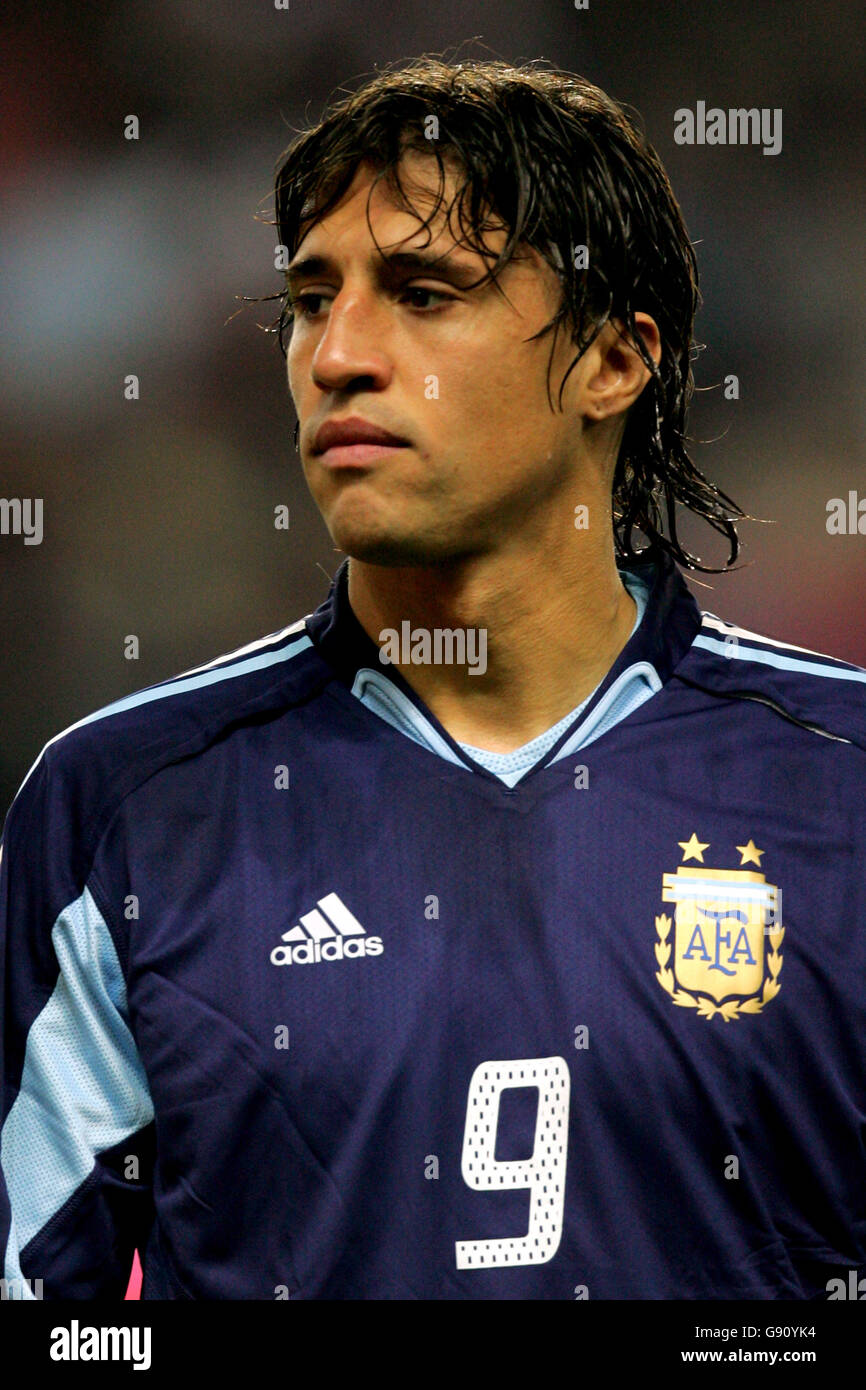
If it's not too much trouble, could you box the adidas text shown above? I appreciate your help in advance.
[271,935,383,965]
[270,891,384,965]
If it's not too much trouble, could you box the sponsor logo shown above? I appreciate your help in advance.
[270,891,383,966]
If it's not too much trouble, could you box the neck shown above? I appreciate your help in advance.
[347,528,637,754]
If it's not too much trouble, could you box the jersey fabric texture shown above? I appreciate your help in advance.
[2,550,865,1300]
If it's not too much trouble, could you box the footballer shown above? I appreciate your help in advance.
[2,58,865,1300]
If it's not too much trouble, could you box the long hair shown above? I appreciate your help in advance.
[268,57,748,571]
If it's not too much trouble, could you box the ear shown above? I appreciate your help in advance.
[582,313,662,420]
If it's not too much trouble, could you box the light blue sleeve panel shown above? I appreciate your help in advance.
[1,884,154,1298]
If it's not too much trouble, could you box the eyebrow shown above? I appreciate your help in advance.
[284,247,492,293]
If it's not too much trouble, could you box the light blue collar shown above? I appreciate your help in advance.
[350,569,659,786]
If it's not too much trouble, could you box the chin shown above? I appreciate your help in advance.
[327,516,461,567]
[323,494,471,567]
[332,532,440,567]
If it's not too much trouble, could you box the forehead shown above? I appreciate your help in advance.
[295,150,506,260]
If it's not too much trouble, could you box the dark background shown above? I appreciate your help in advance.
[2,0,864,815]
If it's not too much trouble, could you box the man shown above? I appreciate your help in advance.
[2,58,864,1300]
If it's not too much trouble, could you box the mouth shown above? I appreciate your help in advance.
[318,441,410,469]
[311,416,411,467]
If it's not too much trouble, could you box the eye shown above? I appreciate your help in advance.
[286,283,455,321]
[401,285,454,309]
[287,292,330,320]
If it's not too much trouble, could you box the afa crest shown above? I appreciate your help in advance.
[655,835,783,1022]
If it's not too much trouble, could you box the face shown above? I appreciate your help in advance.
[286,152,598,566]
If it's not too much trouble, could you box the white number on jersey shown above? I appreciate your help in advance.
[455,1056,570,1269]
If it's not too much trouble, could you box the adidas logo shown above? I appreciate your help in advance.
[270,892,384,966]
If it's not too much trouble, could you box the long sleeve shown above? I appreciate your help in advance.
[0,750,155,1300]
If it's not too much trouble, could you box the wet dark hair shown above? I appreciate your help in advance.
[267,56,748,571]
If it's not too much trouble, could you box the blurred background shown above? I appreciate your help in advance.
[2,0,865,815]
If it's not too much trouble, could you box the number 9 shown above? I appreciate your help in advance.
[455,1056,570,1270]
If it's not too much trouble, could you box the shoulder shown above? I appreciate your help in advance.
[2,613,323,872]
[681,609,866,752]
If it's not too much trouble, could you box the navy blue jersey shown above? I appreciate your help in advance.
[2,551,865,1299]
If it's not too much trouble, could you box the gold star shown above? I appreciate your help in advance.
[678,833,710,863]
[737,839,764,866]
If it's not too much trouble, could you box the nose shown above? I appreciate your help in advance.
[311,288,392,394]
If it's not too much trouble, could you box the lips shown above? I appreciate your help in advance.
[313,417,410,454]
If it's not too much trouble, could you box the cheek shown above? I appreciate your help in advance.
[464,332,549,414]
[451,365,544,447]
[430,352,526,433]
[285,334,311,398]
[285,346,300,399]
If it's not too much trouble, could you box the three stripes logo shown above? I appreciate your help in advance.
[270,892,384,966]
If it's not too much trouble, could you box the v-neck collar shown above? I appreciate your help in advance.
[304,550,703,782]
